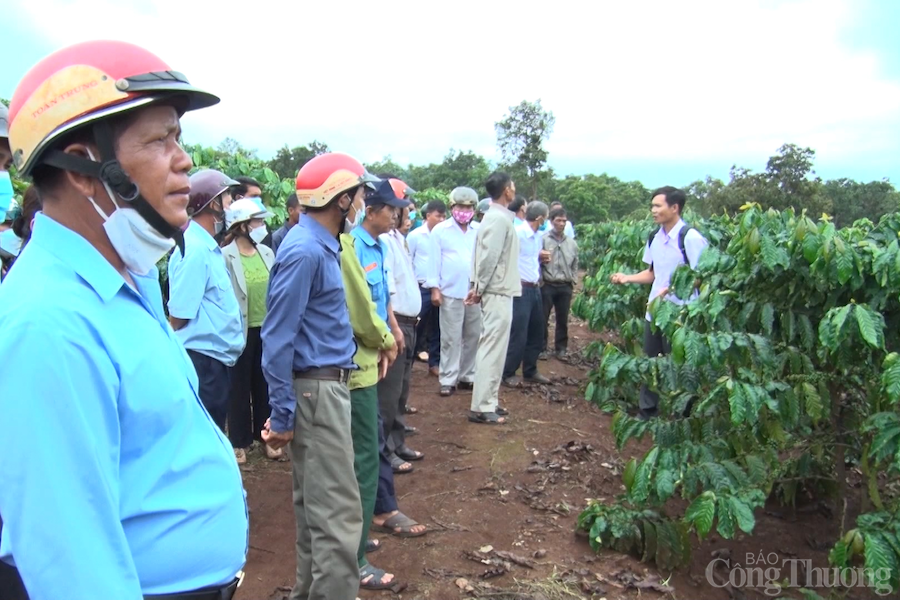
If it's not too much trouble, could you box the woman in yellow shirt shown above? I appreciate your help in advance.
[222,198,279,463]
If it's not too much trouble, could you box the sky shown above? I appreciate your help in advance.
[4,0,900,188]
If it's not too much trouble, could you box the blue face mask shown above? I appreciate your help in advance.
[0,171,13,223]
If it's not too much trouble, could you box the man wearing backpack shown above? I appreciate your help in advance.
[610,186,708,420]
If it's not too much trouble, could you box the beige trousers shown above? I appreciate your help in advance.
[438,296,482,387]
[471,293,514,413]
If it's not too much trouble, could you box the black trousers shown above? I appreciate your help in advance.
[503,286,544,380]
[542,282,573,353]
[0,517,28,600]
[187,350,233,433]
[377,320,416,454]
[415,285,440,368]
[639,321,671,418]
[227,327,270,448]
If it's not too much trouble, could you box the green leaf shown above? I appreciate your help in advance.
[834,239,855,284]
[728,381,748,425]
[781,311,796,344]
[670,327,686,365]
[622,458,638,493]
[656,469,677,502]
[760,234,789,270]
[882,353,900,404]
[864,532,898,581]
[829,539,849,567]
[716,497,736,539]
[802,382,824,423]
[855,305,882,349]
[745,454,768,485]
[728,496,756,533]
[798,314,815,351]
[585,381,596,402]
[760,303,775,336]
[802,232,821,263]
[684,493,716,539]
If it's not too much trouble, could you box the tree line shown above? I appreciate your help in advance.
[6,97,897,229]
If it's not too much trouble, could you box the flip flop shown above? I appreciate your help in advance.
[359,563,395,590]
[365,538,381,553]
[372,511,428,538]
[403,405,418,415]
[468,411,506,425]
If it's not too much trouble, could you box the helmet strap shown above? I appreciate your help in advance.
[41,120,186,255]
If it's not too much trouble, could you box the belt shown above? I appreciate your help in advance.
[144,577,240,600]
[395,314,420,326]
[521,281,539,288]
[544,280,573,286]
[293,367,350,383]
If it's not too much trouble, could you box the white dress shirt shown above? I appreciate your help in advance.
[641,218,708,320]
[406,224,434,285]
[426,218,478,300]
[516,222,542,284]
[380,230,422,318]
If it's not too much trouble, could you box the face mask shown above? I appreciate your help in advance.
[452,207,474,224]
[249,225,267,245]
[0,171,13,223]
[223,208,237,230]
[85,148,175,276]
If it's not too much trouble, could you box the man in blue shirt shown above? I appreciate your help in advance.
[0,40,248,600]
[168,169,245,432]
[261,152,378,600]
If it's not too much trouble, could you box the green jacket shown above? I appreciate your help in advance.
[340,233,395,390]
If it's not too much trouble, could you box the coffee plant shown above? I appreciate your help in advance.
[574,204,900,591]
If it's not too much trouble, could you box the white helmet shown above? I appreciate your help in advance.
[226,197,273,230]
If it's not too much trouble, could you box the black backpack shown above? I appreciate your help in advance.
[647,225,693,270]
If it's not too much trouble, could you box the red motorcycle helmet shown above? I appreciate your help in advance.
[295,152,379,208]
[8,40,219,251]
[388,178,416,200]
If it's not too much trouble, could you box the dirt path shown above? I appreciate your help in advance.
[236,318,841,600]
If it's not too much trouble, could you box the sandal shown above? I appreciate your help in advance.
[360,563,395,590]
[365,538,381,553]
[468,411,507,425]
[404,424,419,436]
[395,445,424,462]
[403,405,418,415]
[372,511,428,538]
[496,406,509,416]
[390,454,414,474]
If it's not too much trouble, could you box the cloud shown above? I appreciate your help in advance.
[6,0,900,183]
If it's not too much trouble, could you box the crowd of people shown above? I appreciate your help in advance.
[0,40,701,600]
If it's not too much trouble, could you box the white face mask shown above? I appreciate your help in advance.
[85,149,176,276]
[249,225,267,245]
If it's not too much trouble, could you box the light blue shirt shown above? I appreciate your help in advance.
[350,225,390,324]
[0,214,249,599]
[167,220,245,366]
[261,217,357,434]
